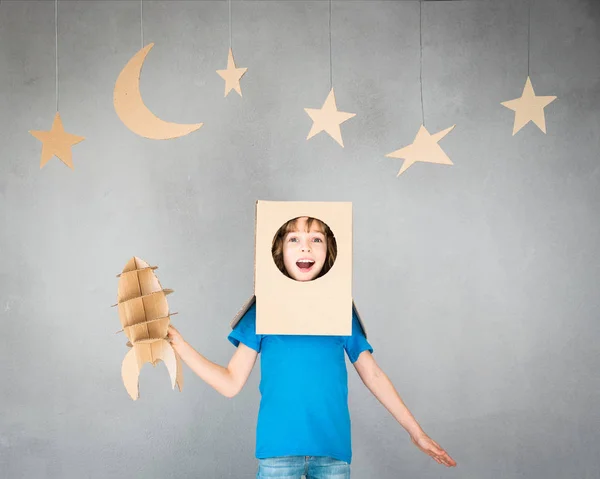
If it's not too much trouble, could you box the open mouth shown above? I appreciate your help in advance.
[296,259,315,272]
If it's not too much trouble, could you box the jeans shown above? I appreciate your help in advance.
[257,456,350,479]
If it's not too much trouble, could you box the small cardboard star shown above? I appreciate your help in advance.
[386,124,455,177]
[216,48,248,97]
[29,112,85,169]
[501,76,556,135]
[304,88,356,147]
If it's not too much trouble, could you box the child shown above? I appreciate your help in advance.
[168,216,456,478]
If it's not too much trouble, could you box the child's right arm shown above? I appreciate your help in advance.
[167,325,258,398]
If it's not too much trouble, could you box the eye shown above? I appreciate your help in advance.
[312,237,323,243]
[288,237,299,243]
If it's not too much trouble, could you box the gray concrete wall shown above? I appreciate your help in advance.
[1,1,599,477]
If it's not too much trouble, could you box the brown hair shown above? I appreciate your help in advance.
[271,217,337,280]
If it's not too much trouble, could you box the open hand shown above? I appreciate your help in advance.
[410,432,457,467]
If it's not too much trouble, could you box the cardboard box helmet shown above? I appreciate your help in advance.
[231,201,367,337]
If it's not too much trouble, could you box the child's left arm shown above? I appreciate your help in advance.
[353,351,457,468]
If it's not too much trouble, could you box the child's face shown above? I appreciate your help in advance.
[282,217,327,282]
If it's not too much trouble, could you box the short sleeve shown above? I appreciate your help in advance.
[227,303,262,353]
[344,309,373,363]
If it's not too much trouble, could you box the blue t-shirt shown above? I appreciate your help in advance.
[227,303,373,464]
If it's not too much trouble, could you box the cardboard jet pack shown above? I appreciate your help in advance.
[230,201,367,337]
[113,257,183,400]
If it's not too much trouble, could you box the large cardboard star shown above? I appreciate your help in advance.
[29,112,85,169]
[216,48,247,97]
[386,124,455,177]
[304,88,356,147]
[501,76,556,135]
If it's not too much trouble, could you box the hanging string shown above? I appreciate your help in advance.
[329,0,333,90]
[140,0,144,48]
[419,0,425,126]
[527,0,531,77]
[229,0,232,50]
[55,0,59,112]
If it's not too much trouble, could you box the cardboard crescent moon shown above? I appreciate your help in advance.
[114,43,203,140]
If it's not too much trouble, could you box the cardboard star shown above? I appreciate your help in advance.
[385,124,455,177]
[216,48,247,97]
[501,76,556,135]
[29,112,85,169]
[304,88,356,147]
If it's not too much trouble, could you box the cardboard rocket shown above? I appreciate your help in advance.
[113,257,183,400]
[231,201,367,337]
